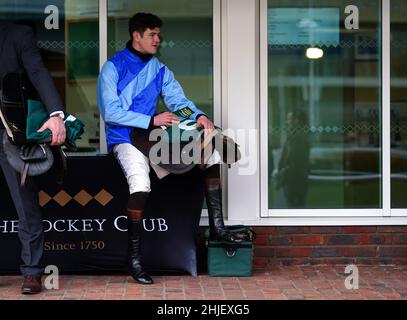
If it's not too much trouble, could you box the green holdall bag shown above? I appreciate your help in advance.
[205,225,254,277]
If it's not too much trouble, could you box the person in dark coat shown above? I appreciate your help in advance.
[275,110,310,208]
[0,21,66,294]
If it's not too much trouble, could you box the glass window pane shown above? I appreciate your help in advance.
[0,1,100,153]
[391,0,407,208]
[107,0,214,119]
[267,0,381,209]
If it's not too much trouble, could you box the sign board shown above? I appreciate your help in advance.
[268,8,340,45]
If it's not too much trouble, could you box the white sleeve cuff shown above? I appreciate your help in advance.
[49,110,65,119]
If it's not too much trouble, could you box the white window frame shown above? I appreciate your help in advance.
[222,0,261,224]
[97,0,221,224]
[98,0,221,155]
[258,0,407,225]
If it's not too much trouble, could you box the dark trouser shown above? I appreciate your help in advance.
[0,130,44,276]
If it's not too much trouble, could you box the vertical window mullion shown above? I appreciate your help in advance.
[382,0,391,215]
[260,0,269,217]
[213,0,222,127]
[99,0,108,154]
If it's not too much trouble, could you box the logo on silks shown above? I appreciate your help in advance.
[0,217,169,233]
[177,119,197,131]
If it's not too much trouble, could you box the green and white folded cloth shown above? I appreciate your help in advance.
[26,99,84,150]
[162,106,220,144]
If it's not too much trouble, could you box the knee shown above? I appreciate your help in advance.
[128,174,151,193]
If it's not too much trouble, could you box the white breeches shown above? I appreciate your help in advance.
[113,143,221,194]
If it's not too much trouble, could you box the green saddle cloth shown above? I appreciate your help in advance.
[26,99,85,150]
[162,107,220,144]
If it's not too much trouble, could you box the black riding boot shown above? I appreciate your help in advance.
[127,192,153,285]
[204,164,242,243]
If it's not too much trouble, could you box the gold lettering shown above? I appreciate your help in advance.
[44,241,76,251]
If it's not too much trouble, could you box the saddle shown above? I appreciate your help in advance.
[0,72,66,186]
[2,131,55,185]
[131,108,241,174]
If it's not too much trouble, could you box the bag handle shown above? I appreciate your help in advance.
[55,147,67,185]
[0,106,14,140]
[225,249,236,257]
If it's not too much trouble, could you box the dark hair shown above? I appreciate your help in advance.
[128,13,162,40]
[289,109,308,126]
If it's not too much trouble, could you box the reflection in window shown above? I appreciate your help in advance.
[0,0,100,153]
[267,0,381,209]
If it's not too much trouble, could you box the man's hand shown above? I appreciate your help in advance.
[38,117,66,146]
[196,115,215,131]
[196,115,215,137]
[153,112,180,127]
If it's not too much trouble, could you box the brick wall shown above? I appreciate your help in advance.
[252,226,407,269]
